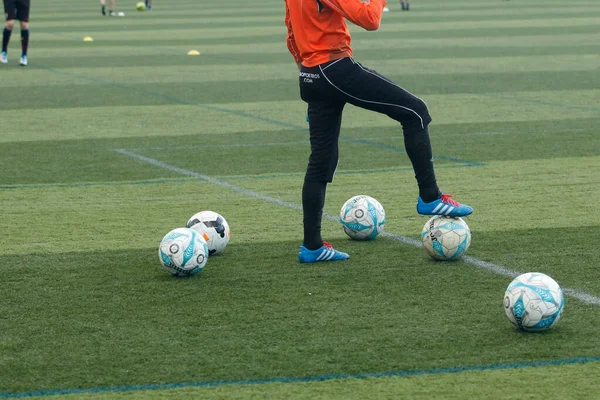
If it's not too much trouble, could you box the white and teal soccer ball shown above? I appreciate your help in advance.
[339,195,386,240]
[504,272,564,332]
[421,215,471,260]
[186,211,230,255]
[158,227,209,277]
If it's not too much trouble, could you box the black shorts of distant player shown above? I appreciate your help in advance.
[4,0,30,22]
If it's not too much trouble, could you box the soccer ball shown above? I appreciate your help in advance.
[504,272,564,332]
[136,2,146,11]
[421,215,471,260]
[158,227,209,277]
[186,211,230,255]
[339,195,386,240]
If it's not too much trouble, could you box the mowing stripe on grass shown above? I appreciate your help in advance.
[0,165,476,191]
[35,65,482,166]
[1,356,599,399]
[114,149,600,306]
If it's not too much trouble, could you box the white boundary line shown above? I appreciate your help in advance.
[126,141,308,151]
[115,149,600,306]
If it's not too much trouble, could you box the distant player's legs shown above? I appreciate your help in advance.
[100,0,115,16]
[318,58,473,216]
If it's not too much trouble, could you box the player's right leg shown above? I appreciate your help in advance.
[297,65,349,263]
[298,101,349,263]
[2,14,15,64]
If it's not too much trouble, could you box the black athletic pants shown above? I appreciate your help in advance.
[299,57,439,249]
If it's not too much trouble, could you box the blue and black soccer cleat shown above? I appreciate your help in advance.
[417,194,473,217]
[298,241,349,263]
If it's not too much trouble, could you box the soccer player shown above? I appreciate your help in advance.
[1,0,30,66]
[285,0,473,263]
[145,0,152,11]
[401,0,410,11]
[99,0,116,16]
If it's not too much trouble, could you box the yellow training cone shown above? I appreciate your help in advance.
[187,50,200,56]
[83,36,94,42]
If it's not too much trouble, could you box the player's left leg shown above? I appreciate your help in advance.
[15,0,29,66]
[318,58,473,217]
[18,21,27,65]
[2,0,17,64]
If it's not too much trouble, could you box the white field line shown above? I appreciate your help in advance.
[126,141,307,151]
[115,149,600,306]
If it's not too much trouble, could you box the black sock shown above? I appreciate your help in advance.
[403,125,441,202]
[20,29,28,57]
[302,180,327,250]
[2,28,11,53]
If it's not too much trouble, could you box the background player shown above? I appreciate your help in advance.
[1,0,30,66]
[99,0,116,16]
[285,0,473,263]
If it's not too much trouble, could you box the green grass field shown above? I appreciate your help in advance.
[1,0,600,398]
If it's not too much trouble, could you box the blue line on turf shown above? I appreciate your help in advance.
[1,356,599,399]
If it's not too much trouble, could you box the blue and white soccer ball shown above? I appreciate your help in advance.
[186,211,230,255]
[158,227,209,277]
[421,215,471,260]
[504,272,564,332]
[339,195,386,240]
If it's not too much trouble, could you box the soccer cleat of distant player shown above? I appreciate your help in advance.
[298,241,349,263]
[417,194,473,217]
